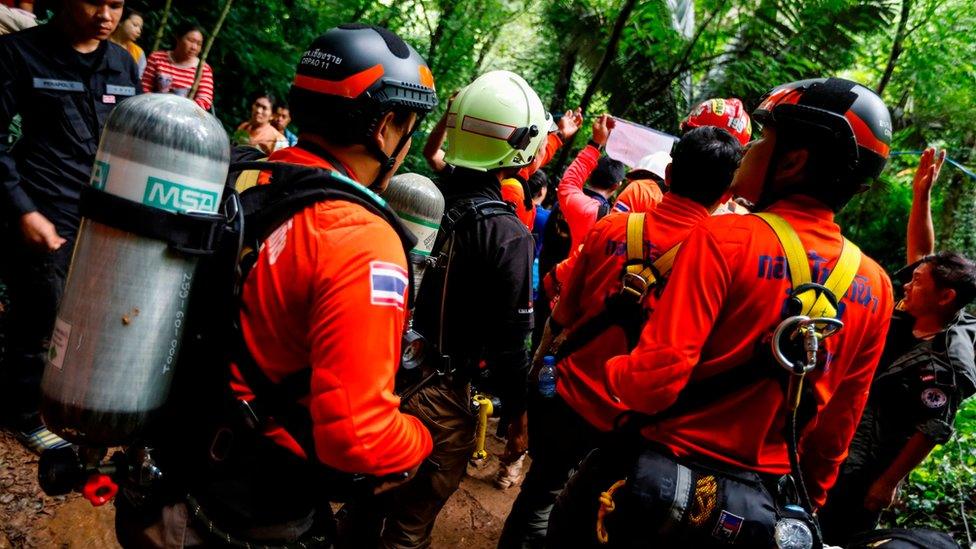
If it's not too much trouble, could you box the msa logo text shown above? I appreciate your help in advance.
[143,176,219,213]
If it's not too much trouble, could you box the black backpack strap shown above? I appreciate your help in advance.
[79,187,226,256]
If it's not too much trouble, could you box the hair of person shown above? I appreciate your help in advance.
[174,22,205,41]
[528,170,549,198]
[274,99,290,112]
[920,252,976,310]
[121,7,143,23]
[589,156,626,190]
[668,126,743,206]
[253,92,275,105]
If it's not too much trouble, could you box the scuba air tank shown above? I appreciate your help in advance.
[383,173,444,299]
[383,173,445,379]
[40,94,230,446]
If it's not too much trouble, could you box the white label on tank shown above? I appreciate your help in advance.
[396,213,440,256]
[94,153,224,214]
[48,318,71,371]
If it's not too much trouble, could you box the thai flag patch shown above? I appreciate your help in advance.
[712,510,744,543]
[370,261,409,309]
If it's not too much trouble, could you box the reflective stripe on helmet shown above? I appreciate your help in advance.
[292,64,384,99]
[844,111,890,158]
[460,115,517,141]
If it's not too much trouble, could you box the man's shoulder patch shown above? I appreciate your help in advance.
[370,261,408,309]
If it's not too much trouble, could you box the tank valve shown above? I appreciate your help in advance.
[82,473,118,506]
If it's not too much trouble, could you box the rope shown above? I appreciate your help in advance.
[596,479,628,544]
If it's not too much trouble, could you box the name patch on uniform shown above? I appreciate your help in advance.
[370,261,408,309]
[33,78,84,92]
[102,95,116,104]
[106,84,136,96]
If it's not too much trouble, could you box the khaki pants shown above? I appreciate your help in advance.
[337,378,476,549]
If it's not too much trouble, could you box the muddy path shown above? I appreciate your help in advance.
[0,429,522,548]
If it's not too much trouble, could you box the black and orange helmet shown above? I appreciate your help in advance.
[288,24,437,141]
[753,78,891,192]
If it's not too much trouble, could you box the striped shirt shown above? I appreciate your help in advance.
[141,50,214,110]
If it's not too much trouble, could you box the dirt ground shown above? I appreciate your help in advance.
[0,426,523,548]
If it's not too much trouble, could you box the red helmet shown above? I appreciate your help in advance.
[753,77,891,193]
[680,98,752,146]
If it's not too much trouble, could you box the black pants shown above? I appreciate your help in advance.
[819,469,883,546]
[0,228,75,428]
[497,392,609,549]
[547,445,779,548]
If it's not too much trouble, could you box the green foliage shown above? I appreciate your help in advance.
[880,398,976,545]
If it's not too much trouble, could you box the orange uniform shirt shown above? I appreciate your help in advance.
[554,194,709,431]
[237,146,433,476]
[613,178,664,214]
[605,196,894,506]
[501,178,536,229]
[499,133,564,230]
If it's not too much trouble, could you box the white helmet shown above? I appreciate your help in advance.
[627,151,671,182]
[444,70,552,171]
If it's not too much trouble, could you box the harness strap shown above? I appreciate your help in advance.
[615,213,862,432]
[79,187,225,256]
[754,212,861,318]
[557,213,680,359]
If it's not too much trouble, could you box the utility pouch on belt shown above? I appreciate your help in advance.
[618,446,780,547]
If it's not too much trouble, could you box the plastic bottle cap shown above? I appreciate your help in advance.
[543,355,556,366]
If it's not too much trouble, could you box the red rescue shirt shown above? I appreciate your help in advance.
[500,133,564,230]
[237,146,433,476]
[501,178,536,229]
[558,144,610,252]
[605,196,893,506]
[613,179,663,214]
[554,194,709,431]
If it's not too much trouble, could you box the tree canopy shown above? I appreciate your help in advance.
[124,0,975,273]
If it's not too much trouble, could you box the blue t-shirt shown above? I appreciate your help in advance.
[533,205,551,258]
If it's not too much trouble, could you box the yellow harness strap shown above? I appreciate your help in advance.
[234,156,270,193]
[235,170,262,193]
[754,212,862,319]
[621,213,681,300]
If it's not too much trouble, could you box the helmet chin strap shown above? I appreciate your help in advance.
[367,113,427,189]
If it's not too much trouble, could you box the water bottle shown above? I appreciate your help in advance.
[538,355,557,398]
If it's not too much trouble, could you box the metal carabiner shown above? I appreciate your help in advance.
[771,315,845,375]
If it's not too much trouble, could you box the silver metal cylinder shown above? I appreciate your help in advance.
[41,94,229,445]
[383,173,445,300]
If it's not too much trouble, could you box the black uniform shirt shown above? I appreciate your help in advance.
[843,309,976,477]
[414,167,535,419]
[0,24,140,234]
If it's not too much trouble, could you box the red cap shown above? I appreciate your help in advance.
[681,98,752,147]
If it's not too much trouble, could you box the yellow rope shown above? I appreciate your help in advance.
[596,479,628,544]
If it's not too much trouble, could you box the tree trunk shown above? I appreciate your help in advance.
[190,0,235,100]
[473,29,501,74]
[426,1,456,73]
[550,46,579,112]
[553,0,638,170]
[876,0,912,97]
[577,0,637,116]
[150,0,173,52]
